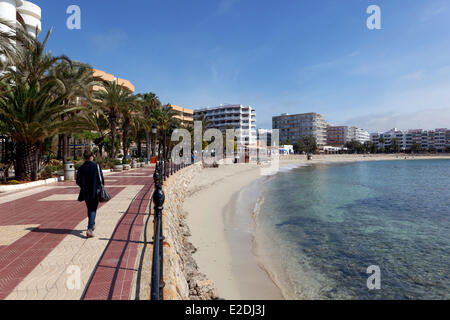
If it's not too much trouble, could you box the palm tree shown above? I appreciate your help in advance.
[197,113,212,136]
[0,19,34,71]
[79,109,110,157]
[94,81,135,158]
[0,29,83,181]
[118,94,140,161]
[0,72,82,181]
[131,120,147,159]
[137,92,160,159]
[50,60,96,163]
[151,104,179,161]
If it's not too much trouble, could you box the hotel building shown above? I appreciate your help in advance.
[71,68,135,108]
[351,127,371,144]
[194,104,257,145]
[169,104,194,127]
[92,69,135,93]
[327,126,349,147]
[67,69,135,158]
[0,0,41,37]
[272,113,328,146]
[327,126,371,147]
[371,128,450,152]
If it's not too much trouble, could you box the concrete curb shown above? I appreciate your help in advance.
[0,177,60,193]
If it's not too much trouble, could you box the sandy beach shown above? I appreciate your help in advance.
[183,154,450,300]
[184,164,284,300]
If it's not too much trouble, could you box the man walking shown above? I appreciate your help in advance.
[76,150,104,238]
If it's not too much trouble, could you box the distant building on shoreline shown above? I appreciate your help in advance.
[169,104,194,127]
[194,104,257,146]
[272,113,328,146]
[327,126,370,147]
[371,128,450,152]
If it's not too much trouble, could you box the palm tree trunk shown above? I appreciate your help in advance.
[110,118,117,158]
[137,136,142,158]
[122,123,130,160]
[146,131,151,159]
[98,143,104,158]
[15,143,39,181]
[62,134,69,164]
[57,134,63,159]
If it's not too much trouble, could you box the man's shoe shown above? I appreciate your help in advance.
[92,224,96,231]
[87,230,94,239]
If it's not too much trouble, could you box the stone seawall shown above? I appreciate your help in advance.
[162,164,218,300]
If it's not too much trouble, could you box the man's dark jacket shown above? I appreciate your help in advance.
[76,161,104,202]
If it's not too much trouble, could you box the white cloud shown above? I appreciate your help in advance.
[91,31,126,52]
[218,0,241,14]
[401,71,424,81]
[420,1,448,22]
[345,108,450,133]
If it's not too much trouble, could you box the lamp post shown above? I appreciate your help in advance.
[170,124,178,175]
[152,124,158,162]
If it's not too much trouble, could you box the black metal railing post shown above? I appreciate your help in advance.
[151,163,165,300]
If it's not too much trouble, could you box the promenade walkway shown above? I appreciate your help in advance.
[0,166,154,300]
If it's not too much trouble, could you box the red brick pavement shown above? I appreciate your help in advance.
[0,167,154,300]
[82,179,154,300]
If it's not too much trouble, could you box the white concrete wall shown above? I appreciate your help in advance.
[0,0,19,32]
[16,0,41,37]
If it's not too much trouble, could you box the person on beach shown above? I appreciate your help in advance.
[76,150,105,239]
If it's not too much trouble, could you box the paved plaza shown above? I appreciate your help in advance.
[0,167,155,300]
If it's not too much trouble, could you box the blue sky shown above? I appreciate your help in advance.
[35,0,450,132]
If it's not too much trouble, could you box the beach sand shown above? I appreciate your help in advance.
[183,154,450,300]
[184,164,284,300]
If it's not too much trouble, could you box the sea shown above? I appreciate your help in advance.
[243,159,450,300]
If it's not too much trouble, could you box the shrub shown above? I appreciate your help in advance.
[41,165,57,179]
[75,162,84,170]
[8,180,21,185]
[114,160,123,166]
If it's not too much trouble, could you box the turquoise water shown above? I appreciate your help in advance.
[256,160,450,300]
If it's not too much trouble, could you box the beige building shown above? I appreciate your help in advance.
[327,126,350,147]
[327,126,370,147]
[66,69,135,159]
[169,104,194,126]
[92,69,135,93]
[273,113,328,146]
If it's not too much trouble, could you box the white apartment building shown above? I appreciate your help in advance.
[349,127,371,144]
[194,104,257,146]
[273,113,328,146]
[0,1,41,37]
[371,128,450,152]
[0,0,41,71]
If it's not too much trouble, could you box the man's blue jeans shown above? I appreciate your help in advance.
[85,199,99,231]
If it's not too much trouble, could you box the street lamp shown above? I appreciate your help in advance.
[152,124,158,161]
[170,125,178,174]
